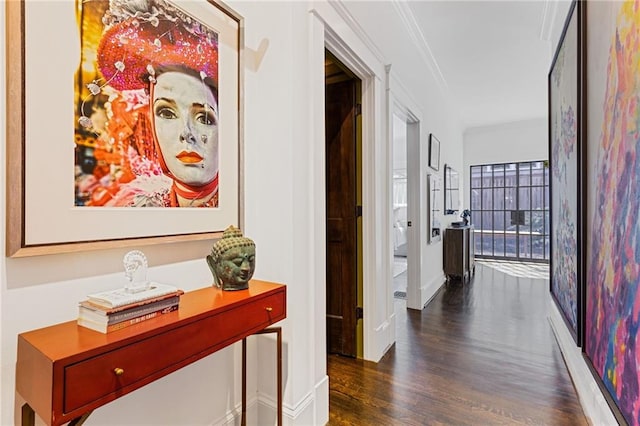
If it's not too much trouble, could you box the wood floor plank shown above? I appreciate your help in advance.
[328,262,588,425]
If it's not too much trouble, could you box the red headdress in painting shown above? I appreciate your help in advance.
[96,0,219,92]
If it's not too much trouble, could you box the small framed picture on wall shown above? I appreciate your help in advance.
[428,134,440,171]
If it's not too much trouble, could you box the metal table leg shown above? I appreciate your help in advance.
[241,327,282,426]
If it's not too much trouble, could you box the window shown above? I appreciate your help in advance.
[470,161,549,262]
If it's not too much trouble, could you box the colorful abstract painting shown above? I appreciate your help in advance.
[549,1,579,340]
[586,1,640,424]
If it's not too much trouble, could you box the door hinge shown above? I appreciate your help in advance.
[356,306,363,320]
[407,221,412,227]
[356,205,363,218]
[355,103,362,116]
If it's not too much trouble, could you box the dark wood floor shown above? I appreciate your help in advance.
[328,262,588,425]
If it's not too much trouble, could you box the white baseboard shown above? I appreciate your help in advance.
[211,397,258,426]
[388,311,397,348]
[369,317,394,362]
[548,299,617,426]
[313,375,329,425]
[252,376,328,425]
[419,273,445,309]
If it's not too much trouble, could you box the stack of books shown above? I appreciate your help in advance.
[77,283,184,333]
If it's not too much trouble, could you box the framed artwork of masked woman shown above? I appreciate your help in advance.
[6,0,243,257]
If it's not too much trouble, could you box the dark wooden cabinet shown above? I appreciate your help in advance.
[467,227,475,274]
[16,280,286,426]
[443,226,475,282]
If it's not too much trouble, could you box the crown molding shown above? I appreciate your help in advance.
[327,0,386,66]
[390,0,449,93]
[539,0,557,41]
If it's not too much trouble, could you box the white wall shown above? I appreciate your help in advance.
[392,114,407,174]
[462,117,548,207]
[1,1,465,425]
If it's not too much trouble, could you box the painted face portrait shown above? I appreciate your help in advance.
[152,71,219,187]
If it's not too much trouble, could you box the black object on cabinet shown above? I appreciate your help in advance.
[443,226,475,282]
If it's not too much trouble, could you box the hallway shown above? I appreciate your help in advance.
[328,262,587,425]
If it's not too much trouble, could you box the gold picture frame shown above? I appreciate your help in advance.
[6,0,244,257]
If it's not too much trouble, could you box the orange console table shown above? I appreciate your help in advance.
[16,280,286,426]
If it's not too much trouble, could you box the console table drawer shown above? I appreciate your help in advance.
[63,291,285,413]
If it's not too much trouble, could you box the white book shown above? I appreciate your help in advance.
[87,283,181,309]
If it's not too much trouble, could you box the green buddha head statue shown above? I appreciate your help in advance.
[207,226,256,291]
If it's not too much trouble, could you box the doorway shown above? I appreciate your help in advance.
[392,114,408,300]
[325,50,363,358]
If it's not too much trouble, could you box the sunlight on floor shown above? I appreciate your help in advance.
[393,256,407,299]
[393,256,407,277]
[475,259,549,279]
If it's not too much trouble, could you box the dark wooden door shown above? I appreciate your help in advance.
[325,78,358,357]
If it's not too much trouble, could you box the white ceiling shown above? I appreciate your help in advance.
[341,1,571,130]
[405,0,559,129]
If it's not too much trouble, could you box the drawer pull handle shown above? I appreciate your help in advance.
[113,368,124,376]
[265,307,273,312]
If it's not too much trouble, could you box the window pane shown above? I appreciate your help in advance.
[531,211,544,235]
[532,171,545,186]
[531,187,544,210]
[471,166,482,188]
[475,230,482,253]
[519,235,531,258]
[471,189,481,210]
[505,165,517,187]
[494,234,505,257]
[493,165,505,187]
[544,186,549,210]
[523,210,531,234]
[482,169,492,187]
[545,235,550,259]
[482,189,493,209]
[519,163,531,186]
[544,211,550,235]
[505,188,517,210]
[494,211,505,231]
[482,234,494,255]
[493,188,504,210]
[482,211,493,231]
[544,165,549,184]
[532,236,545,259]
[506,232,517,257]
[519,187,530,210]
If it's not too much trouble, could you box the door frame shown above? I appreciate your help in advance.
[404,117,421,310]
[310,8,393,362]
[324,37,380,361]
[390,108,421,311]
[388,68,435,311]
[324,54,362,357]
